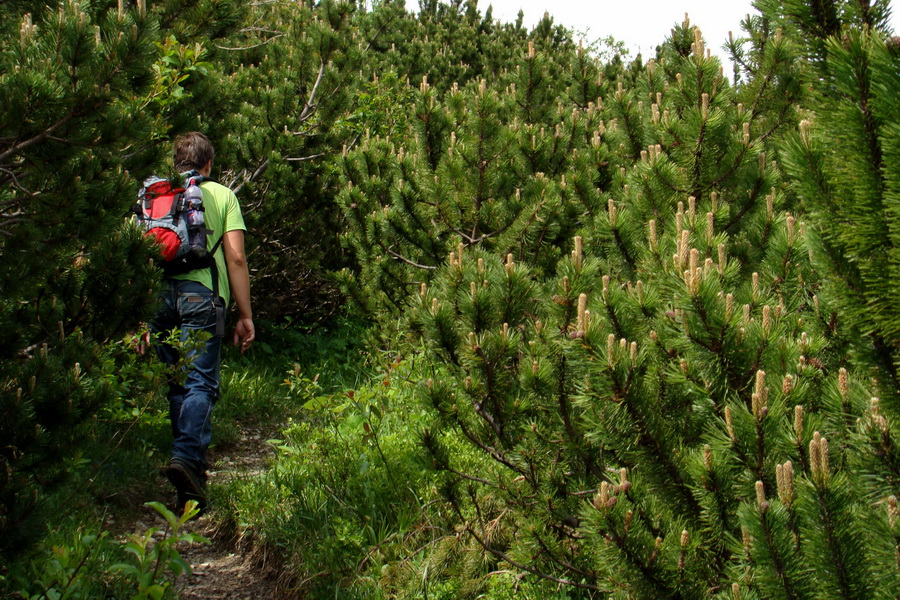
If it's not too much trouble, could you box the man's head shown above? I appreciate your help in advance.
[173,132,215,173]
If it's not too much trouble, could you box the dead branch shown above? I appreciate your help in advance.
[0,108,76,164]
[284,152,326,162]
[465,527,603,592]
[387,249,437,270]
[214,33,285,51]
[298,60,326,123]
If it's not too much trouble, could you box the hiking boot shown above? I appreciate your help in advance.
[164,458,207,514]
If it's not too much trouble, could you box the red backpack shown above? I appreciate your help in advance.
[134,173,221,276]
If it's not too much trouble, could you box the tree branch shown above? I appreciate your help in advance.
[0,108,76,163]
[214,34,284,51]
[284,152,327,162]
[465,527,603,592]
[298,60,327,123]
[231,160,270,196]
[387,249,437,270]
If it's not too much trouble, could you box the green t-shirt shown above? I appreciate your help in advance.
[172,180,246,306]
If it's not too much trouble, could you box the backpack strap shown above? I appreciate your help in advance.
[208,234,225,297]
[207,195,227,337]
[181,170,219,186]
[181,172,227,337]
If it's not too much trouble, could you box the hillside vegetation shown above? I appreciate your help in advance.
[1,0,899,598]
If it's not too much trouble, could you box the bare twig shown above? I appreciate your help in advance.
[0,167,36,197]
[0,216,31,236]
[284,152,327,162]
[298,60,327,123]
[231,160,270,195]
[238,27,283,34]
[455,419,528,478]
[465,527,603,592]
[387,249,437,270]
[448,467,497,487]
[0,108,76,163]
[214,33,285,51]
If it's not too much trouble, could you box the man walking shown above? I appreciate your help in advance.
[146,132,254,511]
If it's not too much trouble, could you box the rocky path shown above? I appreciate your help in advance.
[178,426,281,599]
[128,426,284,599]
[176,537,278,600]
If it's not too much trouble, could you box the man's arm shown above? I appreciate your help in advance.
[223,229,255,353]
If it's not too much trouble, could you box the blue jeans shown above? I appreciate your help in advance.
[151,279,224,474]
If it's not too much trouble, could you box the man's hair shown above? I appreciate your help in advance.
[173,132,215,172]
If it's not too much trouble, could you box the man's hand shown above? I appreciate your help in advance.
[234,317,255,353]
[134,328,151,356]
[223,230,255,354]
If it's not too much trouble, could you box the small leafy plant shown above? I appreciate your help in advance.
[112,501,209,600]
[7,530,111,600]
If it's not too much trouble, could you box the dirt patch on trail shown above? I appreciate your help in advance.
[130,426,283,599]
[174,427,280,599]
[173,517,279,600]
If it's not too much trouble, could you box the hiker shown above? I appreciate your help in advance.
[137,132,255,511]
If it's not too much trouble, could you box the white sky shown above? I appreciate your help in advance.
[407,1,899,61]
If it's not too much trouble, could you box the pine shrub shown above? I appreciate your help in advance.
[337,5,900,597]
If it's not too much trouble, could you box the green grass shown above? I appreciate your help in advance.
[213,316,370,443]
[211,333,444,598]
[1,316,372,599]
[2,316,590,599]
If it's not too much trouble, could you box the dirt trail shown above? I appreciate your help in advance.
[175,527,277,600]
[135,426,284,599]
